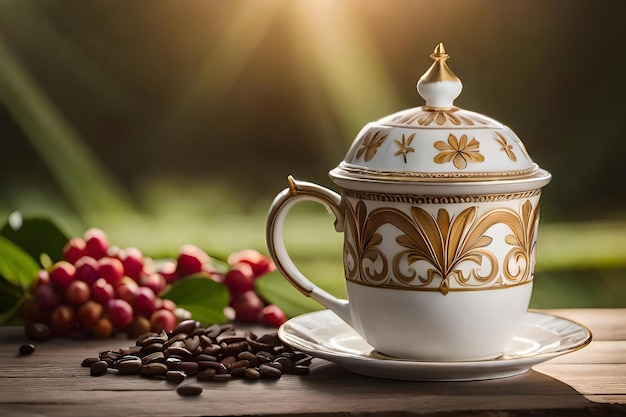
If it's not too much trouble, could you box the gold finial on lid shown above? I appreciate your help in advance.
[417,43,463,108]
[430,42,449,61]
[421,42,458,83]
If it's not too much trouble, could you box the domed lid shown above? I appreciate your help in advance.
[330,43,551,193]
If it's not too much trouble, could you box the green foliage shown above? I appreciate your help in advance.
[161,276,229,326]
[255,270,324,318]
[1,212,69,265]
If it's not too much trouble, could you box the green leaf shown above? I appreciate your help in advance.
[0,275,27,325]
[161,276,229,326]
[1,212,69,264]
[255,270,324,318]
[0,235,41,290]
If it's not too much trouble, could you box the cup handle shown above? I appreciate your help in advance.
[266,176,352,327]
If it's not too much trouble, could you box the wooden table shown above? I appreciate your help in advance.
[1,308,625,417]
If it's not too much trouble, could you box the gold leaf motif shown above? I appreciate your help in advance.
[356,130,388,162]
[494,132,517,162]
[416,107,477,126]
[433,134,485,170]
[344,198,540,293]
[394,133,416,163]
[344,200,389,283]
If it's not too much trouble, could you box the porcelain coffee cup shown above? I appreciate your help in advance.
[266,44,551,361]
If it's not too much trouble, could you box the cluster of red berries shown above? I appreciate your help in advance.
[21,228,287,340]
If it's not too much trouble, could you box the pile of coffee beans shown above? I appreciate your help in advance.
[82,319,312,395]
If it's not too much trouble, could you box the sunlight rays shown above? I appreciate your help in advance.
[290,0,403,141]
[151,0,286,140]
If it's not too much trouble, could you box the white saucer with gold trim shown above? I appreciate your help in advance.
[278,309,591,381]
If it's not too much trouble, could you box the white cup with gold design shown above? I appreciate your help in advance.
[266,44,551,361]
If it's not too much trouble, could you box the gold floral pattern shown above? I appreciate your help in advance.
[355,130,388,162]
[434,134,484,170]
[343,199,539,295]
[417,107,477,126]
[494,132,517,162]
[385,107,493,127]
[394,133,415,163]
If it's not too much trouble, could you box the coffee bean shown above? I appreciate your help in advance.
[275,356,294,373]
[226,359,251,371]
[90,360,109,376]
[117,358,142,375]
[205,324,221,340]
[266,361,283,372]
[179,361,199,376]
[119,345,142,356]
[140,342,164,356]
[220,355,237,366]
[173,319,198,336]
[165,357,183,369]
[166,346,192,359]
[19,344,35,356]
[222,341,249,356]
[258,363,282,378]
[199,335,213,347]
[212,373,232,382]
[238,351,258,367]
[197,360,227,373]
[256,351,274,364]
[176,383,202,396]
[291,365,311,375]
[257,332,281,345]
[166,370,187,384]
[216,332,247,344]
[163,333,187,349]
[140,362,168,377]
[203,344,221,356]
[81,357,99,367]
[195,354,217,362]
[196,368,216,381]
[142,351,166,364]
[244,367,261,380]
[184,335,200,353]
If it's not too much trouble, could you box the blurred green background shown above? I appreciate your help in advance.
[1,0,625,310]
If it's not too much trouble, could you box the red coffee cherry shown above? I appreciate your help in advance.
[63,237,87,264]
[224,262,255,294]
[176,244,210,277]
[229,290,264,323]
[98,257,124,286]
[84,228,109,260]
[77,300,103,328]
[107,299,134,329]
[49,261,76,288]
[91,317,113,338]
[259,304,288,328]
[133,287,156,318]
[150,309,177,333]
[34,282,61,311]
[91,278,115,305]
[65,280,90,305]
[74,256,100,286]
[119,247,144,280]
[50,304,76,336]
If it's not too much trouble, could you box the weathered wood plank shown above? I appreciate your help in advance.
[533,364,626,396]
[1,309,626,416]
[546,341,626,364]
[543,309,626,341]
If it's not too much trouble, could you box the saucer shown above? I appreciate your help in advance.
[278,309,592,381]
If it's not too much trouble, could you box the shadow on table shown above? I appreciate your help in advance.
[289,360,616,416]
